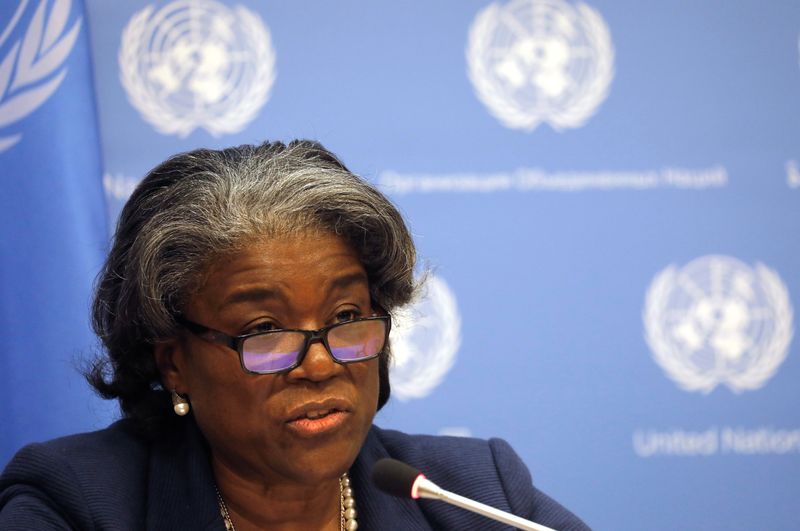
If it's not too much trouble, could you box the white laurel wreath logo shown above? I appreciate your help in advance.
[466,0,614,132]
[390,275,461,400]
[643,258,793,393]
[119,1,275,137]
[0,0,81,153]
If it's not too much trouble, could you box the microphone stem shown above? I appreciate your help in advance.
[417,478,556,531]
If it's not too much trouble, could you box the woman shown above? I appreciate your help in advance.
[0,141,589,530]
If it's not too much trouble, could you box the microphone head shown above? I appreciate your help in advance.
[371,458,425,499]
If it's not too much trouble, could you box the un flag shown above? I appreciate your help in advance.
[0,0,113,465]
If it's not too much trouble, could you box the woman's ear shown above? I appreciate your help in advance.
[154,338,188,393]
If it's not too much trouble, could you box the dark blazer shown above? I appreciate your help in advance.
[0,419,589,530]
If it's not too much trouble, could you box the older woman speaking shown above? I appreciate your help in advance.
[0,141,589,530]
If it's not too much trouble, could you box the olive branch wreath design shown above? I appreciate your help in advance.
[0,0,81,153]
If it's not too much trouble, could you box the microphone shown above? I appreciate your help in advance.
[371,458,557,531]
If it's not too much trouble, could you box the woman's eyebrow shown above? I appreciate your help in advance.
[328,271,369,292]
[222,287,283,307]
[219,272,366,308]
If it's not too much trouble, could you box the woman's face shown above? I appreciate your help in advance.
[158,232,380,485]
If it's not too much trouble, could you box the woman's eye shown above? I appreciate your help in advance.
[248,321,277,333]
[335,309,360,323]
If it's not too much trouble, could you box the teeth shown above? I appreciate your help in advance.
[306,409,332,420]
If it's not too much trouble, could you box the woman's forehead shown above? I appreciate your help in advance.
[190,233,369,312]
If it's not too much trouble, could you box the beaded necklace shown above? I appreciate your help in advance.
[215,473,358,530]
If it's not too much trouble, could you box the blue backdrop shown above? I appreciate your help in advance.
[1,1,799,529]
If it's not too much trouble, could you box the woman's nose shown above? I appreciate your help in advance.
[287,339,340,382]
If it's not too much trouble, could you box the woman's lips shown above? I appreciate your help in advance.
[284,398,352,437]
[286,409,348,437]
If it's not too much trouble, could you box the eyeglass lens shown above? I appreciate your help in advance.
[241,319,387,373]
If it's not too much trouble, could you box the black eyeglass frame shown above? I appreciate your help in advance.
[176,315,392,375]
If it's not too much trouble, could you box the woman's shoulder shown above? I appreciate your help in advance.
[365,426,591,531]
[0,420,150,529]
[370,425,529,482]
[3,419,149,482]
[19,418,144,451]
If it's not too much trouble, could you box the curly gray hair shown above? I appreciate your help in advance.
[88,140,416,436]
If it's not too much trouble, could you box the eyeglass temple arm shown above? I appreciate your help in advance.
[176,317,238,350]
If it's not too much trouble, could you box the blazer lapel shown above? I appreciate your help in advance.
[352,427,433,530]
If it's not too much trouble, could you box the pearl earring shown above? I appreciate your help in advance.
[171,390,190,416]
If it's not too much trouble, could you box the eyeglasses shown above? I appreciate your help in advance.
[176,315,391,375]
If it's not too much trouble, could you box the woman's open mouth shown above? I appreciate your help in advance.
[285,401,351,437]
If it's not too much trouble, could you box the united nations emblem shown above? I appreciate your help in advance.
[644,256,794,393]
[119,0,275,137]
[389,275,461,400]
[466,0,614,132]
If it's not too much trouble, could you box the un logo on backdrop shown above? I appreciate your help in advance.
[119,0,275,137]
[390,275,461,400]
[466,0,614,132]
[644,256,794,393]
[0,0,82,152]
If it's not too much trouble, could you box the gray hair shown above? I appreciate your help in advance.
[88,140,416,435]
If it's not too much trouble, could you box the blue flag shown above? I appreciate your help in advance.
[0,0,113,465]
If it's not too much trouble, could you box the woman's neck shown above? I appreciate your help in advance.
[211,453,342,531]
